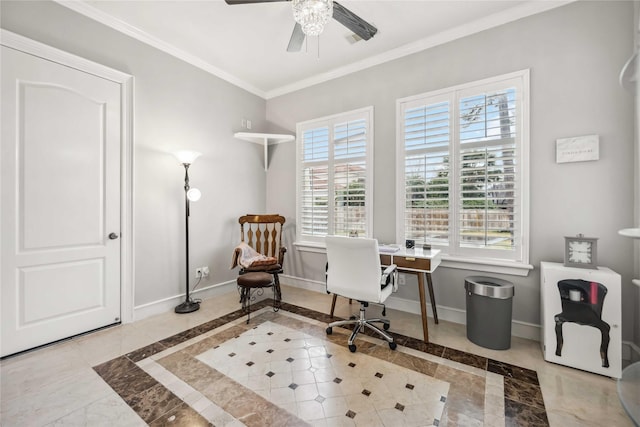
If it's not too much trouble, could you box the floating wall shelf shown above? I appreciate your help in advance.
[618,228,640,239]
[234,132,295,171]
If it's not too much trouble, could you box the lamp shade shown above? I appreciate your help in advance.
[186,188,201,202]
[174,150,201,165]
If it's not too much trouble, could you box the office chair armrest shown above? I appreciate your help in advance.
[381,264,398,292]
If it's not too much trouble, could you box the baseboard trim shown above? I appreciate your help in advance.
[280,274,541,341]
[133,280,237,321]
[280,274,326,292]
[622,341,640,363]
[135,275,630,349]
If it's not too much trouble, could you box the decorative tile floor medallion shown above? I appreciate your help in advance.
[94,301,549,426]
[193,320,448,425]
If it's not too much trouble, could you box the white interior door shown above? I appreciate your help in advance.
[1,45,122,357]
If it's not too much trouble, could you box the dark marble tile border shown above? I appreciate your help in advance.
[505,398,550,426]
[488,358,540,385]
[156,339,310,427]
[93,299,549,426]
[94,356,211,426]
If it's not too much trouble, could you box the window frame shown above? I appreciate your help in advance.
[395,70,531,274]
[295,106,374,248]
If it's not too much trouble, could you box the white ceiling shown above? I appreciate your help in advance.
[60,0,572,99]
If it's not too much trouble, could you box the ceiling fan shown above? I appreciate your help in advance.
[224,0,378,52]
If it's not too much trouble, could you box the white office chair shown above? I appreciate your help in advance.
[325,235,398,352]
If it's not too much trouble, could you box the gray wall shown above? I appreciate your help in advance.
[2,0,636,344]
[1,0,268,307]
[634,1,640,349]
[266,1,638,342]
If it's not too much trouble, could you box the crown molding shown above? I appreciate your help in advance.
[264,0,575,99]
[53,0,266,99]
[54,0,574,100]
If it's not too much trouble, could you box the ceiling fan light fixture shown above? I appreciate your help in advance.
[292,0,333,36]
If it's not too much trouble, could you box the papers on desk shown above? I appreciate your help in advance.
[378,244,401,253]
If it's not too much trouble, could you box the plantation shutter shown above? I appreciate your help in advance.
[402,99,451,246]
[297,107,373,244]
[458,88,519,251]
[300,126,329,237]
[397,71,528,264]
[333,118,368,236]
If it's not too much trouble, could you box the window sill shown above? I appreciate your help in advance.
[295,241,533,276]
[440,255,533,276]
[293,241,327,254]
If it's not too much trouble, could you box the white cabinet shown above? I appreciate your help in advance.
[541,262,622,378]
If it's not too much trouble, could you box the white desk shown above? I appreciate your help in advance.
[330,247,442,343]
[382,248,441,343]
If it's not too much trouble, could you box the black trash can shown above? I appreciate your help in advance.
[465,276,515,350]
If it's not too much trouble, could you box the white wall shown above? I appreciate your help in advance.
[266,1,638,342]
[1,0,268,308]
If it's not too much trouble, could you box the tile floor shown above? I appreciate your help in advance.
[0,284,633,426]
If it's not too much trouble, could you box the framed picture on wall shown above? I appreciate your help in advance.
[556,135,599,163]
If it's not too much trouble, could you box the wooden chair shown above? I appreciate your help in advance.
[238,214,286,306]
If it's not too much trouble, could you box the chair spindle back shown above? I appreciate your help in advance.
[239,214,286,264]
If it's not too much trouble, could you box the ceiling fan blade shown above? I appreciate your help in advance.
[332,1,377,41]
[287,23,305,52]
[225,0,289,4]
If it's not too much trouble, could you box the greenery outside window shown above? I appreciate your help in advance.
[296,106,373,246]
[396,71,530,268]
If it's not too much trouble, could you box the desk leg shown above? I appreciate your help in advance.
[330,294,337,317]
[426,273,438,324]
[416,272,429,342]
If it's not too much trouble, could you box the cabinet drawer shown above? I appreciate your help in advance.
[393,256,431,271]
[380,255,392,266]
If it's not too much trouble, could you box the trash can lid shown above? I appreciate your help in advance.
[465,276,514,299]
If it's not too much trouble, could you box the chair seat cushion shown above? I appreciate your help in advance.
[242,263,283,274]
[237,272,274,288]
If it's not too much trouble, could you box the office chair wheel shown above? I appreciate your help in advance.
[349,315,357,320]
[326,327,333,335]
[389,342,397,350]
[383,323,390,331]
[349,344,357,353]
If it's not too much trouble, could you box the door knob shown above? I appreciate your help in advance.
[108,232,119,240]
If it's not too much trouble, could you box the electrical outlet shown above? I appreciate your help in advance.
[195,267,203,278]
[241,118,247,128]
[398,273,406,286]
[246,120,252,129]
[202,266,209,278]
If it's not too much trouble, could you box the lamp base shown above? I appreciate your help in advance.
[174,300,200,314]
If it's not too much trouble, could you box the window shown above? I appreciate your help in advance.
[396,71,529,267]
[296,107,373,245]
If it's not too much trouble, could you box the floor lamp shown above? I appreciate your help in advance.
[174,150,202,314]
